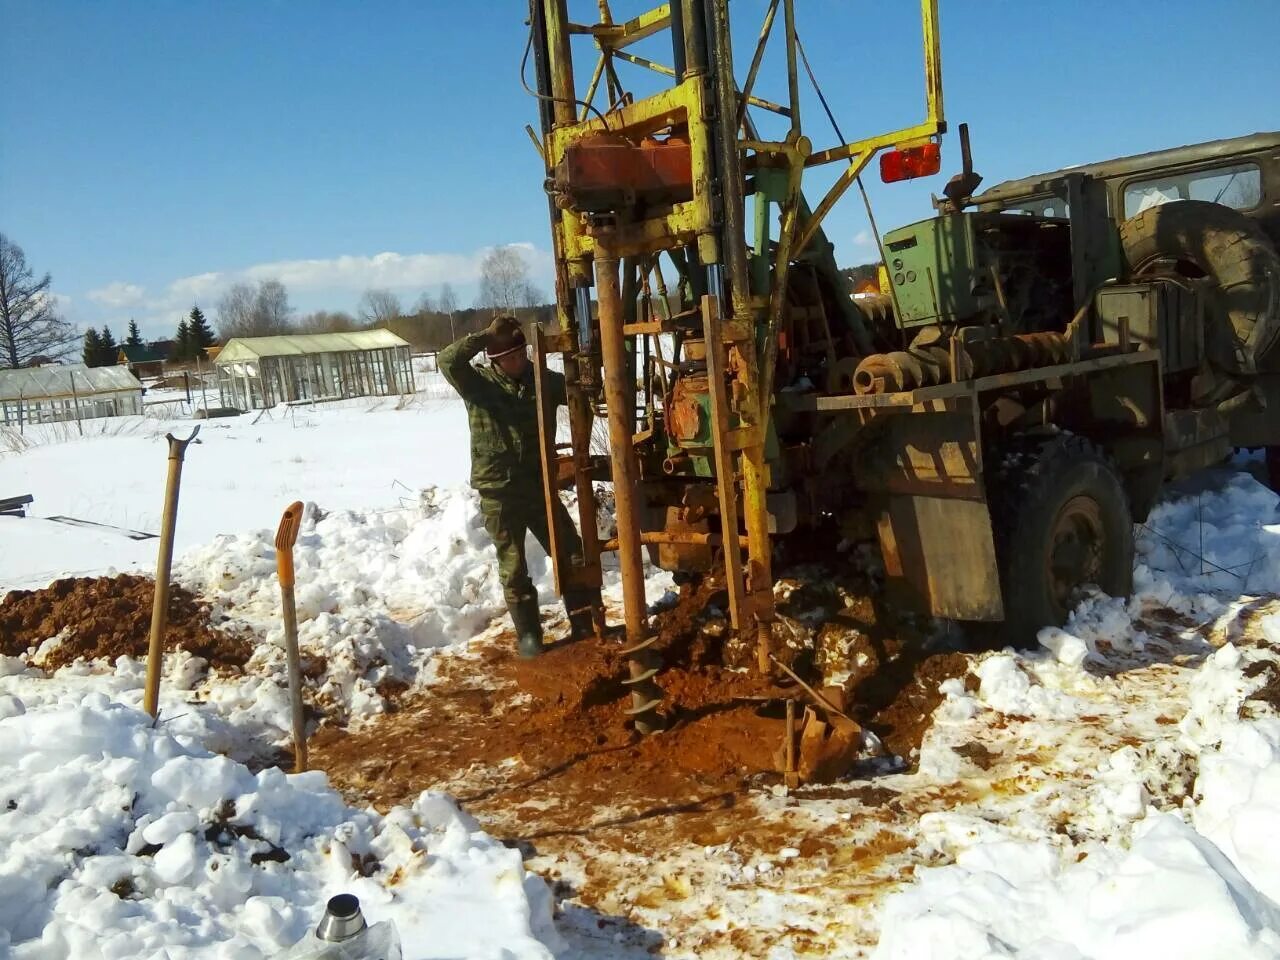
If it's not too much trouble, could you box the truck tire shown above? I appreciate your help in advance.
[991,435,1134,645]
[1119,199,1280,375]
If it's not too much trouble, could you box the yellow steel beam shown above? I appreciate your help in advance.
[612,49,790,116]
[804,119,939,168]
[792,149,875,259]
[569,4,671,50]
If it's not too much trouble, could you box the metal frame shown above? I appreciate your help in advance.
[529,0,945,681]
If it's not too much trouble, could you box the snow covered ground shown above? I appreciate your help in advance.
[3,380,1280,957]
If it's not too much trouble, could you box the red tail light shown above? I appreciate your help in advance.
[879,143,942,183]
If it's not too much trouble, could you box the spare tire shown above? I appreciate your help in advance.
[1120,199,1280,375]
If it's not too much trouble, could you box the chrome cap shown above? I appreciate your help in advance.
[316,894,367,942]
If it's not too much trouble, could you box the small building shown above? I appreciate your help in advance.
[118,343,166,379]
[0,363,143,426]
[214,329,415,410]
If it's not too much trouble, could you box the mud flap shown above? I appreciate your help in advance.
[877,494,1004,621]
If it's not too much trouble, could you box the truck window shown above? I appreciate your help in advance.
[1123,162,1262,217]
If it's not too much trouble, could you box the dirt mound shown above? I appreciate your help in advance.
[0,574,252,670]
[315,563,971,825]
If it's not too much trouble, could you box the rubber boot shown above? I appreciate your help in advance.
[564,588,603,643]
[509,597,544,659]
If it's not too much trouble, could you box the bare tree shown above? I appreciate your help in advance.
[359,288,401,327]
[215,278,293,339]
[255,278,292,334]
[413,291,436,315]
[477,246,541,312]
[438,282,458,315]
[215,283,257,339]
[0,233,76,368]
[297,310,357,334]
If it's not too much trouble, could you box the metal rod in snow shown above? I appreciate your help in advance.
[197,356,209,413]
[69,371,83,436]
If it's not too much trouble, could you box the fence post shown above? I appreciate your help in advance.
[68,372,84,436]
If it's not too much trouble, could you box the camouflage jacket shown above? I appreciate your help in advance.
[439,331,566,493]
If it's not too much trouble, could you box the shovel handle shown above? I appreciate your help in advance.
[274,501,305,587]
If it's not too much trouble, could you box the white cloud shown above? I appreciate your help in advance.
[87,281,146,308]
[241,250,485,292]
[853,229,874,248]
[86,244,553,339]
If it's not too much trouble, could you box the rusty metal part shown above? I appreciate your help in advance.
[143,426,200,720]
[854,332,1074,394]
[783,698,799,789]
[599,529,750,551]
[553,132,694,214]
[668,375,708,442]
[853,346,950,394]
[768,653,858,726]
[596,251,663,733]
[662,454,691,475]
[825,356,861,394]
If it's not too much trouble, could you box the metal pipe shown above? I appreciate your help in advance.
[783,0,800,138]
[143,427,201,719]
[669,0,687,79]
[709,0,750,314]
[600,530,751,551]
[529,0,557,136]
[680,0,708,77]
[574,286,594,358]
[597,254,645,642]
[596,252,661,732]
[543,0,576,126]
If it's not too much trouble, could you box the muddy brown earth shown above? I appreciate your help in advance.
[314,573,969,820]
[311,568,973,955]
[0,574,252,670]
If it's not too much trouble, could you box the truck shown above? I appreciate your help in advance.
[520,0,1280,727]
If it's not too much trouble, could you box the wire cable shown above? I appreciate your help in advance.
[520,28,610,130]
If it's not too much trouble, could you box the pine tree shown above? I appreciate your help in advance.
[82,327,103,367]
[99,325,119,366]
[187,306,215,359]
[125,319,142,347]
[175,319,191,362]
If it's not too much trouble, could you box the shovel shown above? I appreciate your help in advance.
[143,427,201,719]
[275,501,308,773]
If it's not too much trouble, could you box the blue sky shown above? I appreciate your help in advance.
[2,1,1276,341]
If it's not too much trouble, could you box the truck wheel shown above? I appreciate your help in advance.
[1119,199,1280,376]
[993,435,1134,645]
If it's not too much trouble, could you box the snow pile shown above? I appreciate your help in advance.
[176,485,552,731]
[874,477,1280,959]
[0,691,560,959]
[0,486,556,760]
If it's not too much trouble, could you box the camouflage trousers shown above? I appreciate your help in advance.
[479,490,583,608]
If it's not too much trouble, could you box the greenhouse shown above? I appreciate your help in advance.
[0,364,143,426]
[214,329,415,410]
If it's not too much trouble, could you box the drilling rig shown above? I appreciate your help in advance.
[524,0,945,730]
[523,1,1280,733]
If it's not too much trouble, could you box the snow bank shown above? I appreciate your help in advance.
[0,691,560,959]
[876,476,1280,958]
[176,485,555,735]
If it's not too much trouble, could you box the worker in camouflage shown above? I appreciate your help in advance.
[440,315,601,657]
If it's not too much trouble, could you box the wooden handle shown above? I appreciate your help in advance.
[274,501,304,587]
